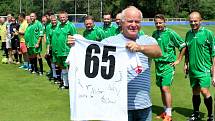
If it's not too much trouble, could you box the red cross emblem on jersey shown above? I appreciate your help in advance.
[134,66,143,74]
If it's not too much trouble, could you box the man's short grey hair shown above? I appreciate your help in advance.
[50,15,58,19]
[121,6,143,22]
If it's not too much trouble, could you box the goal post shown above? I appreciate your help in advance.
[55,13,87,23]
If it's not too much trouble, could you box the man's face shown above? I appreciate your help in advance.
[42,17,47,25]
[46,15,50,21]
[154,18,165,31]
[51,17,57,26]
[115,15,121,26]
[85,19,94,31]
[7,15,12,22]
[189,15,201,31]
[121,10,141,40]
[26,16,31,24]
[18,15,23,22]
[59,13,68,24]
[30,13,36,22]
[11,17,16,23]
[103,15,111,26]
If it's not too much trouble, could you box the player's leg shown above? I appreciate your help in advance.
[156,63,174,120]
[200,76,213,120]
[31,48,38,73]
[188,77,201,121]
[61,56,69,89]
[51,52,58,80]
[19,42,28,69]
[6,38,13,63]
[45,49,52,77]
[161,86,172,117]
[35,45,43,75]
[155,63,167,118]
[161,70,174,121]
[37,53,43,75]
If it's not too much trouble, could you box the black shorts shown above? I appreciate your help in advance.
[11,38,20,50]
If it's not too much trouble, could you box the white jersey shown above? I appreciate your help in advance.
[66,36,137,121]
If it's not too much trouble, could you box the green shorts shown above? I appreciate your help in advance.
[28,46,42,55]
[189,76,211,88]
[55,56,68,69]
[155,62,175,87]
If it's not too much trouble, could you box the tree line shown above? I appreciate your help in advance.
[0,0,215,20]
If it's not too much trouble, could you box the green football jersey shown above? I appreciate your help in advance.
[101,23,117,38]
[24,24,31,47]
[46,23,59,49]
[27,20,44,47]
[186,27,215,77]
[83,26,105,41]
[54,21,77,56]
[152,28,186,63]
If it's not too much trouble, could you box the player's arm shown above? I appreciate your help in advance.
[169,31,186,66]
[35,36,42,48]
[211,57,215,86]
[18,27,25,35]
[171,47,186,66]
[126,41,162,58]
[69,22,77,35]
[183,47,189,78]
[35,24,44,48]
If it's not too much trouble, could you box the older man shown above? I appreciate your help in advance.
[68,6,162,121]
[55,11,77,89]
[185,11,214,121]
[102,6,161,121]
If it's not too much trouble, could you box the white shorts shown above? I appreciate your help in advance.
[6,34,11,49]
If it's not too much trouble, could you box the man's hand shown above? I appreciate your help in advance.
[67,35,75,46]
[35,43,39,48]
[184,63,189,78]
[126,41,141,52]
[171,60,180,66]
[212,79,215,87]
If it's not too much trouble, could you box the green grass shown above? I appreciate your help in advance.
[0,25,215,121]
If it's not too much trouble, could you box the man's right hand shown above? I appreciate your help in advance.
[184,63,189,78]
[67,35,75,46]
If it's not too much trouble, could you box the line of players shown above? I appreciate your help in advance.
[0,9,214,121]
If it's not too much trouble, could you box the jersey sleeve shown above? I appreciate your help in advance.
[69,22,77,35]
[207,30,215,57]
[141,35,158,45]
[38,22,44,37]
[46,30,51,46]
[170,30,186,51]
[96,28,106,41]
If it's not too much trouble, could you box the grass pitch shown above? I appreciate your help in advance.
[0,25,214,121]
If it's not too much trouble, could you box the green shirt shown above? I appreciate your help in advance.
[186,27,215,77]
[27,20,43,47]
[55,21,77,56]
[24,24,32,47]
[46,23,59,47]
[101,23,117,38]
[152,28,185,63]
[83,26,105,41]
